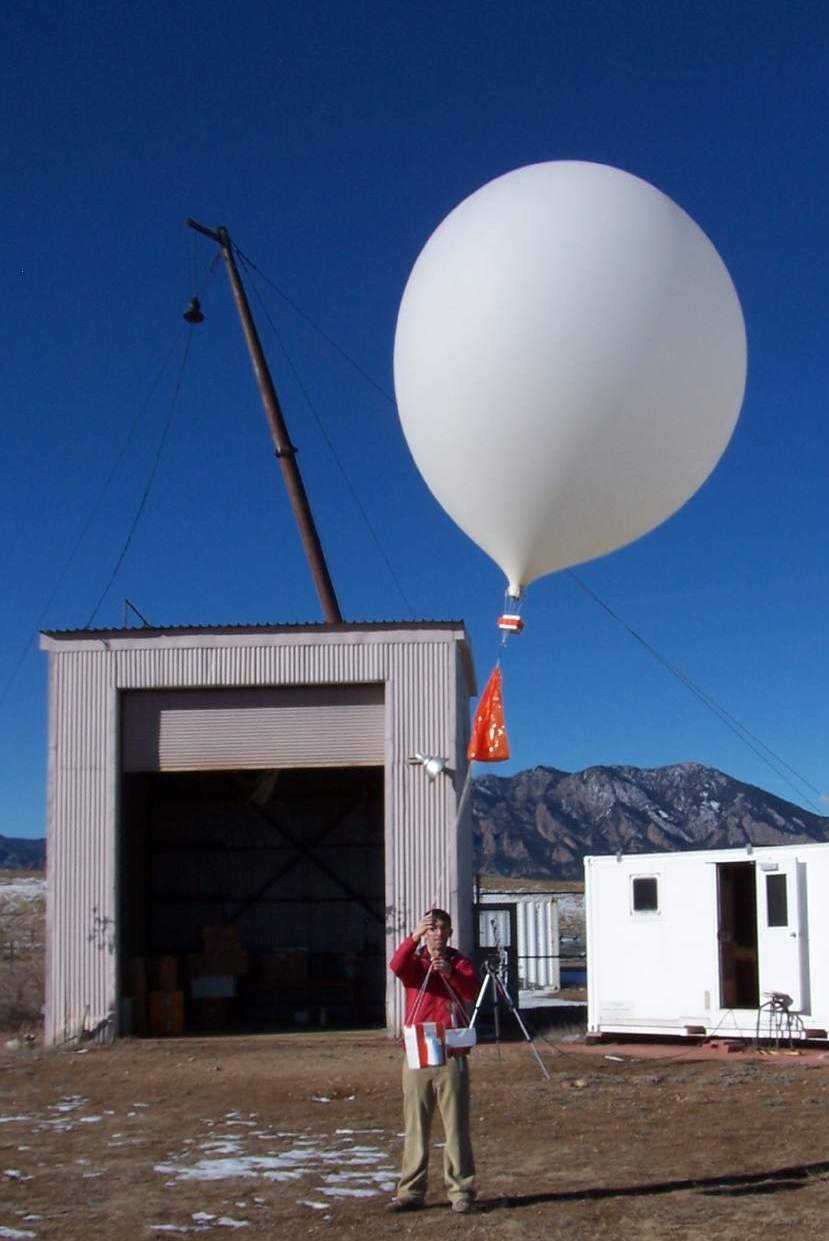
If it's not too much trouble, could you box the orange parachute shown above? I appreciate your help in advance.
[467,665,510,763]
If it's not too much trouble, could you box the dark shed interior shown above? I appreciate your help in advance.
[118,765,385,1035]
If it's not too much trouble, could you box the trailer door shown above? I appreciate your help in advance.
[756,859,804,1011]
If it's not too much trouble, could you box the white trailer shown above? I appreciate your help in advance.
[585,842,829,1042]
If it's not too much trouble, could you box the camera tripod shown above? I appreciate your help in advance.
[469,958,550,1080]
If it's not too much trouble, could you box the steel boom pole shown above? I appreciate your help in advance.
[187,218,343,624]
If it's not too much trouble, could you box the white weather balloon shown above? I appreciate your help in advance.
[394,161,747,597]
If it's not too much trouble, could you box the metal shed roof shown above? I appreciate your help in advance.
[41,619,467,638]
[40,620,476,695]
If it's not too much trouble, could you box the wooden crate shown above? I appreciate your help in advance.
[148,989,184,1037]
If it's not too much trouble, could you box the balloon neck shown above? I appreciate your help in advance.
[497,586,525,637]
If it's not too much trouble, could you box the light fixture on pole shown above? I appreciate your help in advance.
[407,753,450,781]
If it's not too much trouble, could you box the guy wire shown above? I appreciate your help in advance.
[237,252,417,619]
[84,328,195,627]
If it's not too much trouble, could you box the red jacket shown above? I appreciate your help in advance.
[389,935,479,1026]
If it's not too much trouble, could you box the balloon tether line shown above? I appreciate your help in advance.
[428,762,475,914]
[429,587,515,913]
[497,586,525,643]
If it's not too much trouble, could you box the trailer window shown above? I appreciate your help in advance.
[766,874,788,927]
[632,876,658,913]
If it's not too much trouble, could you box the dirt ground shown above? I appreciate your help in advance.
[2,1028,829,1241]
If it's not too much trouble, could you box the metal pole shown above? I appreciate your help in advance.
[187,218,343,624]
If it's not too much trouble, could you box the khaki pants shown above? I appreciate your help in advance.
[397,1055,476,1204]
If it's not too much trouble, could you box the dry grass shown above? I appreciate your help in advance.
[2,879,829,1238]
[2,1032,829,1239]
[0,869,45,1036]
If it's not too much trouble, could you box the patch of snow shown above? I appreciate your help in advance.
[319,1187,379,1198]
[556,894,585,917]
[322,1170,396,1183]
[199,1141,244,1157]
[0,877,46,905]
[156,1155,303,1183]
[51,1098,85,1113]
[0,1228,37,1239]
[155,1126,396,1202]
[35,1120,73,1134]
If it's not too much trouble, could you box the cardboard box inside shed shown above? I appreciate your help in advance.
[148,990,184,1037]
[148,955,179,992]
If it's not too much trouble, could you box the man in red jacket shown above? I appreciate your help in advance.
[387,908,479,1214]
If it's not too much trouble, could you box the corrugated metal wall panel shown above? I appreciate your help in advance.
[42,627,475,1042]
[385,640,463,1033]
[45,650,116,1045]
[114,640,390,689]
[479,893,561,990]
[121,685,384,771]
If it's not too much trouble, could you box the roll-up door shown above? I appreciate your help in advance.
[121,685,385,772]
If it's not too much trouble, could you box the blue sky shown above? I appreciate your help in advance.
[2,1,827,839]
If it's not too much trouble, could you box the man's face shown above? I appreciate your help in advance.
[424,918,451,957]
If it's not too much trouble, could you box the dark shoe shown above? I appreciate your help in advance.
[451,1198,474,1214]
[386,1197,423,1213]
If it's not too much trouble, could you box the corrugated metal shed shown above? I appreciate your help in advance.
[477,889,562,990]
[40,621,476,1044]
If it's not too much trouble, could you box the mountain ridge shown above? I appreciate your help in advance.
[472,761,828,880]
[0,835,46,871]
[2,762,826,880]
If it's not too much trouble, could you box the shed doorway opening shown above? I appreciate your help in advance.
[119,765,385,1036]
[717,861,759,1009]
